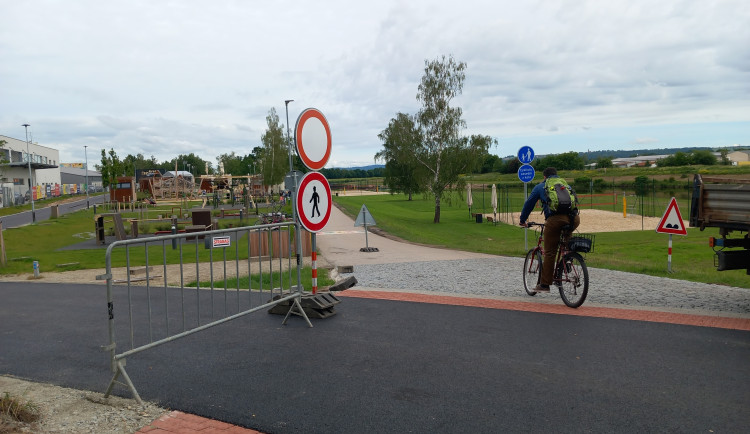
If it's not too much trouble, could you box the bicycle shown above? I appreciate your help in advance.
[522,222,594,308]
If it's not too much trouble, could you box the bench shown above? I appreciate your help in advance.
[113,266,163,283]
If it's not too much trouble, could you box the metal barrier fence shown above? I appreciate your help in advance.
[99,221,311,404]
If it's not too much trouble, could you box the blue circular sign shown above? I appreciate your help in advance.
[517,146,535,165]
[518,165,535,183]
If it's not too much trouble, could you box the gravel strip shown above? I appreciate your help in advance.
[346,257,750,316]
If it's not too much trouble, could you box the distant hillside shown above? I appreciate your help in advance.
[342,164,384,170]
[504,146,744,160]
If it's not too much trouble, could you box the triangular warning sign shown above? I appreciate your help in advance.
[656,197,687,235]
[354,204,377,227]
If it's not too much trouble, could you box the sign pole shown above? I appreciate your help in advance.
[311,233,317,294]
[523,183,528,251]
[668,234,673,273]
[364,219,369,249]
[285,100,304,293]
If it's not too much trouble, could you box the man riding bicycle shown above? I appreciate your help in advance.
[519,167,580,293]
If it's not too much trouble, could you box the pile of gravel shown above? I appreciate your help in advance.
[346,258,750,315]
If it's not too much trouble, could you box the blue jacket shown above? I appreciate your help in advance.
[519,175,558,224]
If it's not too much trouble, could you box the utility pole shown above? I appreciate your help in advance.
[85,145,90,209]
[22,124,36,222]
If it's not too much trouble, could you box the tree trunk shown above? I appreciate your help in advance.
[433,194,441,223]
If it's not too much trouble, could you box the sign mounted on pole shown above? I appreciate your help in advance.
[296,171,332,233]
[656,197,687,235]
[517,146,535,165]
[295,108,332,171]
[518,165,535,183]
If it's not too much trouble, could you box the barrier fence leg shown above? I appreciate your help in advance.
[282,295,313,328]
[104,360,144,406]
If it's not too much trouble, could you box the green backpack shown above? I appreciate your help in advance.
[544,177,578,216]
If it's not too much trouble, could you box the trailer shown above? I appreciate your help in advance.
[689,174,750,273]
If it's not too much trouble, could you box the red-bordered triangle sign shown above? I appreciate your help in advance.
[656,197,687,235]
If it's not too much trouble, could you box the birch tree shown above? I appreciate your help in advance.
[415,55,492,222]
[260,108,288,189]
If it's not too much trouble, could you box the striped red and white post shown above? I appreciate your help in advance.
[668,234,673,273]
[311,250,318,294]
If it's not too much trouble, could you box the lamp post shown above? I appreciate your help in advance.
[84,145,90,209]
[22,124,36,222]
[284,99,304,295]
[285,100,294,171]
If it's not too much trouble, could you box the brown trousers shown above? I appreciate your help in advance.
[542,213,581,286]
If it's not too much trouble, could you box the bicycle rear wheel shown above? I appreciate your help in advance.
[522,249,543,296]
[556,252,589,308]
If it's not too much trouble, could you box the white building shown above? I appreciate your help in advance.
[0,134,60,207]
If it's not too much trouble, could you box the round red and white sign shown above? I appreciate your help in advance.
[295,108,332,171]
[296,171,332,233]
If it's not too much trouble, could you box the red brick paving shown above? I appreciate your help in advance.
[139,289,749,433]
[137,411,262,433]
[338,289,750,331]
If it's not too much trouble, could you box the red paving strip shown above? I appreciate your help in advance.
[138,410,262,433]
[338,290,750,331]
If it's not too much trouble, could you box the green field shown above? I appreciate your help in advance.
[0,202,332,289]
[2,166,748,289]
[333,192,748,289]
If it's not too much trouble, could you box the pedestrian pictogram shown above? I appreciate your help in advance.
[295,108,332,171]
[296,171,332,233]
[656,197,687,235]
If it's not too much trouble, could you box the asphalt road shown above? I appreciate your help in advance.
[1,281,748,433]
[0,194,106,229]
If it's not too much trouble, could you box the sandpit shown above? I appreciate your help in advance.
[486,209,662,233]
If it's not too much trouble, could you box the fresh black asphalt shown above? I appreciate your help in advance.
[1,282,749,433]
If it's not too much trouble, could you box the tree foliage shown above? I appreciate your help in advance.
[260,108,289,188]
[535,151,585,171]
[595,157,613,169]
[98,148,126,188]
[656,150,717,167]
[376,112,427,200]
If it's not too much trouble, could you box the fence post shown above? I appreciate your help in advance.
[0,220,6,266]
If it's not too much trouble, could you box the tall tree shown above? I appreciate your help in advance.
[415,55,492,222]
[376,112,427,200]
[260,108,288,189]
[98,148,125,188]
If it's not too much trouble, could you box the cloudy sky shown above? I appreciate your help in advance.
[1,0,748,168]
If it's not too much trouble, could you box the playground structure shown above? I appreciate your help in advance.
[140,173,198,200]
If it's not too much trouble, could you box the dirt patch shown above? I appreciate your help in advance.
[0,376,167,433]
[487,209,662,233]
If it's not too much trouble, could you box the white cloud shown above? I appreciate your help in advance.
[1,0,748,167]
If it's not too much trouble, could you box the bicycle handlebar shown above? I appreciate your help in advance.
[522,221,544,228]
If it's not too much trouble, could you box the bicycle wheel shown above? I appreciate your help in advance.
[556,252,589,308]
[522,249,543,296]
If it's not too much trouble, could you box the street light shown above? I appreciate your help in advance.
[84,145,90,209]
[285,99,294,171]
[22,124,36,222]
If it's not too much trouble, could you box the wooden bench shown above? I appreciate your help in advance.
[113,266,162,283]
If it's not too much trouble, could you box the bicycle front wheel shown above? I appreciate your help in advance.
[522,248,543,296]
[556,252,589,308]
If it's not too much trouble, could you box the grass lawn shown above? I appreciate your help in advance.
[1,189,746,289]
[0,204,333,288]
[334,193,749,289]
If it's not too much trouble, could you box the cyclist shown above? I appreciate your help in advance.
[519,167,580,293]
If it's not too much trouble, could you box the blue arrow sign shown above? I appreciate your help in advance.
[517,146,535,165]
[518,165,536,183]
